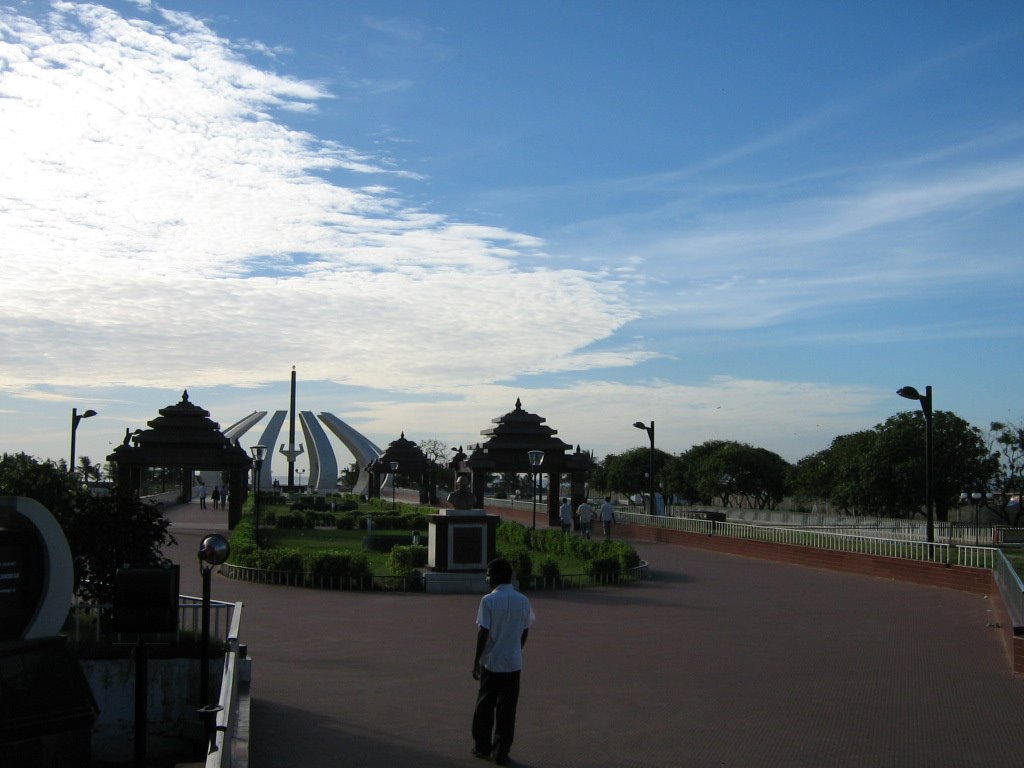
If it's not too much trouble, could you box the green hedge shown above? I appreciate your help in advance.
[386,545,428,577]
[496,521,640,577]
[307,550,372,580]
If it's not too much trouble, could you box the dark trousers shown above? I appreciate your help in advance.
[472,668,521,756]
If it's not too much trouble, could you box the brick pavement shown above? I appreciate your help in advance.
[164,501,1024,767]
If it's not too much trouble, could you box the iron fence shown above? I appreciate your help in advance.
[614,510,1009,568]
[220,562,425,592]
[994,549,1024,630]
[67,597,238,644]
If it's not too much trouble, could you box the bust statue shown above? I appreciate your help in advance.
[446,475,477,510]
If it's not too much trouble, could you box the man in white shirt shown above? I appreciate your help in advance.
[599,496,617,540]
[472,558,536,766]
[558,497,574,533]
[576,499,595,539]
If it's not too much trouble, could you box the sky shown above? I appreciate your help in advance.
[1,0,1022,477]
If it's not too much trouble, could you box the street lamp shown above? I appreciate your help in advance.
[297,468,307,489]
[633,420,656,516]
[250,444,268,549]
[528,450,544,530]
[69,407,98,476]
[198,534,230,745]
[390,461,399,510]
[897,385,934,543]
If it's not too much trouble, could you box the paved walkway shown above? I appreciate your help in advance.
[163,502,1024,767]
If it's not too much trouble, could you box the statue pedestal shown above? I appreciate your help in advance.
[428,509,499,572]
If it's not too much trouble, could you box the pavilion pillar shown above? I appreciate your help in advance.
[228,469,246,529]
[545,473,559,527]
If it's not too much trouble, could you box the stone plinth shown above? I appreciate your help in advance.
[428,509,499,572]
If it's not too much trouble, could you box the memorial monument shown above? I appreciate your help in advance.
[428,475,498,574]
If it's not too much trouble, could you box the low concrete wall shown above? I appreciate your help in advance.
[82,657,221,763]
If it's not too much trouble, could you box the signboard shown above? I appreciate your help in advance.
[0,534,43,641]
[0,497,74,641]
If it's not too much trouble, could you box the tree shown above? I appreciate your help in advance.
[601,447,672,499]
[0,452,174,602]
[417,438,449,468]
[77,455,103,482]
[986,421,1024,525]
[68,493,174,603]
[790,412,997,520]
[870,411,996,521]
[338,461,360,489]
[676,441,789,509]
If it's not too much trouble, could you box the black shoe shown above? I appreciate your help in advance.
[494,753,509,766]
[472,747,491,760]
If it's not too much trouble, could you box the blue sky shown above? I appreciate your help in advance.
[1,0,1022,475]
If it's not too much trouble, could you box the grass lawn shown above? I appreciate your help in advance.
[261,527,398,573]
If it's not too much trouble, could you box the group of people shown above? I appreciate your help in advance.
[558,495,617,540]
[196,481,228,510]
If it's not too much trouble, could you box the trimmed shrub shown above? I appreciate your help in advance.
[275,512,305,529]
[256,548,304,573]
[539,557,561,587]
[498,546,532,582]
[386,545,428,578]
[307,550,371,581]
[587,555,621,580]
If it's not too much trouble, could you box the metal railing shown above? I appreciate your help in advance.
[616,510,1002,568]
[994,549,1024,631]
[206,601,245,768]
[220,562,425,592]
[67,597,238,643]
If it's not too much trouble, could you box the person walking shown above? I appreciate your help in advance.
[211,486,220,509]
[576,498,595,539]
[558,497,574,533]
[472,557,535,766]
[198,481,207,510]
[599,496,616,540]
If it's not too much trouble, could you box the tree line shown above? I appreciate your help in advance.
[590,414,1024,526]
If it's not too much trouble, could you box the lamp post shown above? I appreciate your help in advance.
[70,407,98,476]
[297,468,306,489]
[250,444,267,549]
[528,450,544,530]
[633,420,656,516]
[390,461,399,510]
[897,385,934,544]
[198,534,230,746]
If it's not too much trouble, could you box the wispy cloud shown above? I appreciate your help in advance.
[0,3,639,393]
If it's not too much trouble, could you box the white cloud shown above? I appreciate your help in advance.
[0,3,639,394]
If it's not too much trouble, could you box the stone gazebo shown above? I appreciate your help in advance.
[365,433,439,505]
[461,399,592,526]
[107,391,252,528]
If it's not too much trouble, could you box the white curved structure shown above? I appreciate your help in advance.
[214,409,381,494]
[318,412,382,495]
[300,411,338,492]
